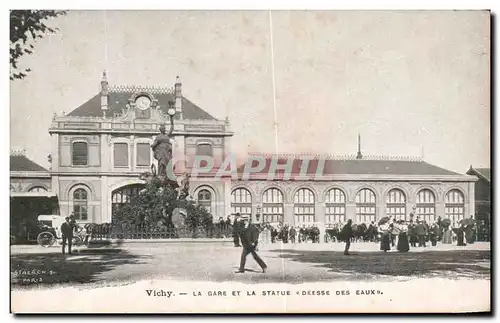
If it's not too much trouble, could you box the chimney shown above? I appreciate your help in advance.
[100,71,109,117]
[356,133,363,160]
[175,76,182,118]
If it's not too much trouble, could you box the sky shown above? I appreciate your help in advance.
[10,10,490,173]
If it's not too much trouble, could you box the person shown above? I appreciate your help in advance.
[281,225,289,244]
[465,216,475,244]
[416,220,426,247]
[408,220,417,247]
[151,118,174,178]
[442,223,453,244]
[396,220,410,252]
[232,213,242,247]
[367,221,376,242]
[429,222,439,246]
[341,219,354,255]
[61,217,74,255]
[389,221,396,247]
[236,218,267,273]
[380,223,391,252]
[289,226,296,244]
[457,222,467,246]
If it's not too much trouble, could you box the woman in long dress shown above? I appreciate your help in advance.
[380,223,391,252]
[396,221,410,252]
[442,224,453,244]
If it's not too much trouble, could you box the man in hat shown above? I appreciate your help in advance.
[61,217,74,255]
[341,219,354,255]
[236,217,267,273]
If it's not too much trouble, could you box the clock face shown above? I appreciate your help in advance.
[135,96,151,110]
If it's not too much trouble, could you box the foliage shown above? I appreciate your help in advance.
[113,177,214,236]
[181,201,213,237]
[10,10,67,80]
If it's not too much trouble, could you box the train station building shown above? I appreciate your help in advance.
[11,74,479,226]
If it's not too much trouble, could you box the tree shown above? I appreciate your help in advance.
[10,10,67,80]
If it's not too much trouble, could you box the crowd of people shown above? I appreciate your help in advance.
[227,213,483,255]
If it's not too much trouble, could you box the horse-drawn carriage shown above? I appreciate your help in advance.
[36,215,88,248]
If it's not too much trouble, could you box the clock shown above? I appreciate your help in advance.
[135,96,151,111]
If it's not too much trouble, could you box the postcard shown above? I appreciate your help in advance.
[10,9,491,313]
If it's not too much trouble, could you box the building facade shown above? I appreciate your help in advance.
[23,74,479,226]
[48,74,233,224]
[466,167,491,220]
[232,155,477,225]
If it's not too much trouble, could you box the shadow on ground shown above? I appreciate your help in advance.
[268,249,491,280]
[11,249,151,289]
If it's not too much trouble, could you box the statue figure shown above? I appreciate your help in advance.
[178,173,190,200]
[151,116,174,178]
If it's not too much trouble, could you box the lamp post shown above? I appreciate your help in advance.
[167,100,176,117]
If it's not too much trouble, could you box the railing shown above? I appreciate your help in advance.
[86,222,234,241]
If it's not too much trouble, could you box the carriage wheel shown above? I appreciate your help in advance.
[37,232,55,248]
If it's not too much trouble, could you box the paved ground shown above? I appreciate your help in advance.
[10,241,491,290]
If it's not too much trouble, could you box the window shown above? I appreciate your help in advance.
[196,144,213,157]
[386,189,406,220]
[72,141,88,166]
[445,189,465,223]
[356,189,376,223]
[294,188,315,224]
[73,188,88,221]
[231,188,252,219]
[262,188,284,223]
[113,143,129,167]
[416,189,436,223]
[325,188,346,224]
[197,189,212,214]
[29,186,48,193]
[136,143,151,167]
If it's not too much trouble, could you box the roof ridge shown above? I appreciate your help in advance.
[109,84,175,95]
[246,152,423,162]
[10,149,26,156]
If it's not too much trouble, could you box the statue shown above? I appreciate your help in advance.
[151,115,174,178]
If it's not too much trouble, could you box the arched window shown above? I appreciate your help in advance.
[416,189,436,223]
[386,189,406,220]
[72,141,88,166]
[231,188,252,219]
[111,184,144,216]
[325,188,346,224]
[29,186,48,193]
[197,189,212,214]
[445,189,465,223]
[294,188,315,224]
[262,188,284,223]
[73,188,88,221]
[356,189,376,224]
